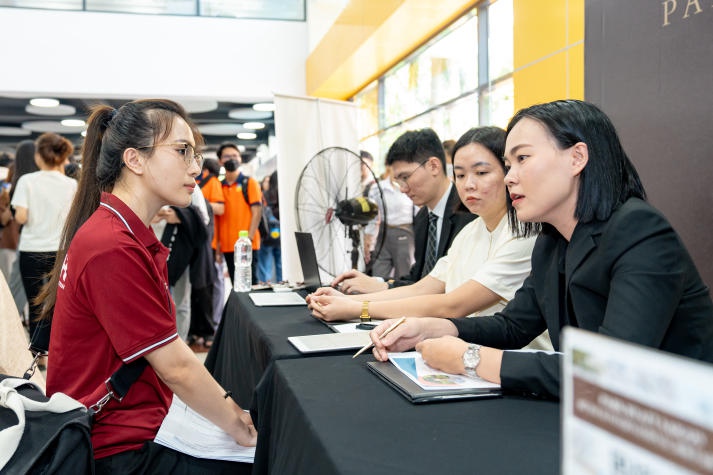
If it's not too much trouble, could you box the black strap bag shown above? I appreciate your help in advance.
[0,358,147,474]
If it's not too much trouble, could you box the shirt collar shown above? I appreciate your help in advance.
[429,182,453,218]
[100,192,163,251]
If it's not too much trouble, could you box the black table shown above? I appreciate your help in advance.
[205,290,344,407]
[251,354,561,475]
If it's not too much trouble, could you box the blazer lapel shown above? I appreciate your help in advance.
[565,220,604,283]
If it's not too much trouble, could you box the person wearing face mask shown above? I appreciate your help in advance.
[369,100,713,400]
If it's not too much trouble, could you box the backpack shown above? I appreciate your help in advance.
[0,376,93,474]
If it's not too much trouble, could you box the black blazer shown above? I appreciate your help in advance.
[392,184,474,287]
[452,198,713,399]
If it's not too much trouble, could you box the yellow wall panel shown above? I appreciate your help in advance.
[567,0,584,44]
[513,0,568,68]
[568,42,584,100]
[307,0,478,100]
[513,51,568,111]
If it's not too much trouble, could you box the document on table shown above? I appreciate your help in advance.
[248,291,306,306]
[154,396,255,463]
[388,352,500,391]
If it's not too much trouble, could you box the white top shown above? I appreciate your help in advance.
[11,170,77,252]
[365,178,417,235]
[430,213,536,318]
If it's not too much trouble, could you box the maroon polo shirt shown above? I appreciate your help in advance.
[47,192,178,459]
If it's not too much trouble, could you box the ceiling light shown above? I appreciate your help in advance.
[26,104,76,116]
[81,130,87,137]
[61,119,86,127]
[228,108,272,120]
[243,122,265,130]
[30,98,60,108]
[237,132,257,140]
[253,103,275,112]
[0,126,31,137]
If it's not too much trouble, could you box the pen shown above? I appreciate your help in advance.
[352,316,407,358]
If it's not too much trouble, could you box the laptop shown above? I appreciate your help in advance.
[294,231,323,292]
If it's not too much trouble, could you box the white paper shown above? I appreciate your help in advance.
[388,351,500,391]
[154,396,255,463]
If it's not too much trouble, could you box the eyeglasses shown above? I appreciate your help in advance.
[137,143,204,169]
[393,160,428,188]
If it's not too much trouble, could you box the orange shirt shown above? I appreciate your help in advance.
[217,173,262,252]
[197,171,224,250]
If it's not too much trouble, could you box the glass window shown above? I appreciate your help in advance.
[382,12,478,129]
[200,0,305,20]
[0,0,81,10]
[86,0,195,15]
[354,80,380,138]
[480,78,513,129]
[488,0,513,80]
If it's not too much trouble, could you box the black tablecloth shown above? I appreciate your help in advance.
[205,290,345,407]
[251,354,561,475]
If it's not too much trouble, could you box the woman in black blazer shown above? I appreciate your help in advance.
[370,99,713,400]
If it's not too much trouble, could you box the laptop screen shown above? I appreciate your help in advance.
[294,231,322,292]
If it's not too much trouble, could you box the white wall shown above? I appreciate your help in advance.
[0,8,307,101]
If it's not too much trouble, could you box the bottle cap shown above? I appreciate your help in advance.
[239,230,249,238]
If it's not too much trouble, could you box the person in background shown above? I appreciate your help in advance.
[40,99,256,472]
[370,100,713,400]
[442,139,456,181]
[197,158,225,327]
[364,164,416,280]
[257,170,282,283]
[1,141,38,323]
[11,132,77,357]
[331,128,474,294]
[216,155,262,286]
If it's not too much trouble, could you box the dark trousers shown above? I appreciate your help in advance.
[94,441,252,474]
[19,251,56,353]
[223,250,259,286]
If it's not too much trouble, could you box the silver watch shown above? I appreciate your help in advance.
[462,344,481,378]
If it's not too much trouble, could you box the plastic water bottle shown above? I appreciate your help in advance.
[234,230,252,292]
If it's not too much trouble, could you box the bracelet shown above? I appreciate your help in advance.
[360,301,371,322]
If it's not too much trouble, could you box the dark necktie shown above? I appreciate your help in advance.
[422,212,438,277]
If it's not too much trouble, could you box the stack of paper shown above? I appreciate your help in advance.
[154,396,255,463]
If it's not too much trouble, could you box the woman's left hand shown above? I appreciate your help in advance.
[308,295,360,322]
[415,335,468,374]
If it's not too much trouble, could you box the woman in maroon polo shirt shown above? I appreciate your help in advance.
[38,99,256,474]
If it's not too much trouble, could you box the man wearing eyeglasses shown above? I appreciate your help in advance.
[333,128,474,294]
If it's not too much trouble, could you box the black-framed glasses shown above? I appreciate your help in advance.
[393,160,428,188]
[137,143,204,169]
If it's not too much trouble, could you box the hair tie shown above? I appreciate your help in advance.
[104,108,118,128]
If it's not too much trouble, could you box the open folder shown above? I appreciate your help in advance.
[367,352,501,404]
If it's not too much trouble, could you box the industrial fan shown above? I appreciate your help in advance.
[294,147,386,279]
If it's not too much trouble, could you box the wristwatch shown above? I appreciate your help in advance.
[462,344,481,378]
[360,301,371,322]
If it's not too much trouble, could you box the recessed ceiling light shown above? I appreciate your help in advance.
[237,132,257,140]
[228,108,272,120]
[26,104,76,116]
[30,98,60,108]
[253,103,275,112]
[0,126,32,137]
[243,122,265,130]
[61,119,86,127]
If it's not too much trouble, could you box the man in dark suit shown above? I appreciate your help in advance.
[333,128,474,294]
